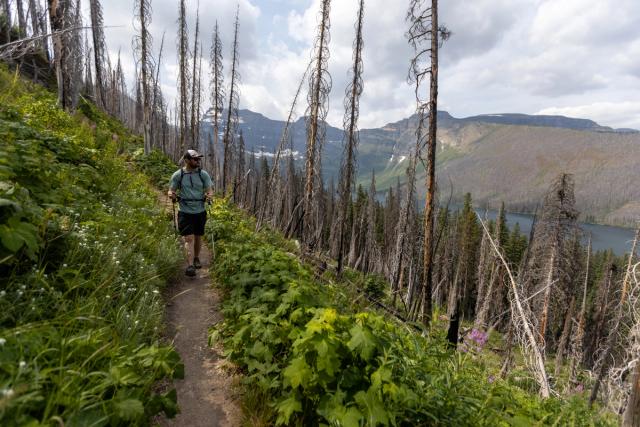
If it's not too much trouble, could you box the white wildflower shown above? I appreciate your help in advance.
[0,338,6,346]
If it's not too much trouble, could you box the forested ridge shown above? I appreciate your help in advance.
[1,0,640,426]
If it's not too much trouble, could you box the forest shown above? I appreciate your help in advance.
[1,0,639,425]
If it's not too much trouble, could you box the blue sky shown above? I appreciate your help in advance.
[93,0,640,130]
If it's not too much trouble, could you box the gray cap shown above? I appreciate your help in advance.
[184,149,204,159]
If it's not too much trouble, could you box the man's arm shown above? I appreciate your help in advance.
[203,171,214,201]
[168,172,178,201]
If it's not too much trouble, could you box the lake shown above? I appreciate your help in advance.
[478,209,636,256]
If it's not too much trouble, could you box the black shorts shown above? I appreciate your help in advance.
[178,211,207,236]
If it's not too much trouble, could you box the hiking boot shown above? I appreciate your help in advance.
[185,265,197,277]
[193,257,202,269]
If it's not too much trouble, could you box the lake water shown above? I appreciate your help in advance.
[478,209,636,256]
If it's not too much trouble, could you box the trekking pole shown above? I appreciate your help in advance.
[207,198,215,260]
[171,198,178,235]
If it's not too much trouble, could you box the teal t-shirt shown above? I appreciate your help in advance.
[169,168,213,214]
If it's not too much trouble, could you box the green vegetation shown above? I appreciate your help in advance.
[208,199,615,426]
[0,67,183,425]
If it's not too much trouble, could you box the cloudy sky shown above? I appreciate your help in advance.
[94,0,640,130]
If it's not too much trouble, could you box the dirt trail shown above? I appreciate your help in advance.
[158,243,241,427]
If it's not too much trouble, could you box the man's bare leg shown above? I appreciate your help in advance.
[184,234,194,264]
[194,235,202,261]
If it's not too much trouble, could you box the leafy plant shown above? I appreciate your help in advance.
[208,199,617,426]
[0,65,183,425]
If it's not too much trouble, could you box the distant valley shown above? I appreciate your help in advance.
[201,109,640,227]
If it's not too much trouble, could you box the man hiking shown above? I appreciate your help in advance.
[168,149,214,277]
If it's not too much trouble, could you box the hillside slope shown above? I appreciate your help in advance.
[0,67,183,425]
[207,109,640,226]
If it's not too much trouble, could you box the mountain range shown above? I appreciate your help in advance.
[201,109,640,227]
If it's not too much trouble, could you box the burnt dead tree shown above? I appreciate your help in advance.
[209,21,224,188]
[134,0,153,153]
[479,215,552,398]
[255,62,310,231]
[177,0,190,154]
[222,6,241,195]
[89,0,107,109]
[189,4,201,149]
[590,227,640,406]
[301,0,331,247]
[406,0,450,328]
[336,0,364,274]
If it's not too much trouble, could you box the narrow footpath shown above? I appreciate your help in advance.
[158,243,241,427]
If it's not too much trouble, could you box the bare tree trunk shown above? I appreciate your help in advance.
[89,0,108,109]
[177,0,190,154]
[48,0,69,108]
[2,0,11,43]
[209,21,224,190]
[189,5,200,149]
[539,248,557,345]
[256,63,310,230]
[554,295,575,378]
[407,0,449,328]
[336,0,364,274]
[222,6,241,195]
[624,361,640,427]
[16,0,27,37]
[569,237,591,383]
[590,227,640,406]
[135,0,152,153]
[302,0,331,247]
[479,215,551,398]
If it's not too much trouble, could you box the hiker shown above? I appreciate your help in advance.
[168,149,214,277]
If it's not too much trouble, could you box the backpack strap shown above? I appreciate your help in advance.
[176,168,184,191]
[175,168,207,204]
[198,167,205,188]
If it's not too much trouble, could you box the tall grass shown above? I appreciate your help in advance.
[0,66,183,425]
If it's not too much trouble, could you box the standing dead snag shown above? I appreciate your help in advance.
[625,360,640,427]
[568,236,590,384]
[478,214,552,398]
[222,6,241,195]
[255,63,310,231]
[177,0,190,153]
[48,0,73,109]
[534,174,578,346]
[406,0,450,327]
[209,21,224,189]
[89,0,107,109]
[622,257,640,425]
[590,227,640,406]
[302,0,331,247]
[190,4,201,150]
[337,0,364,273]
[134,0,153,154]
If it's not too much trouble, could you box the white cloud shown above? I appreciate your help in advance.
[92,0,640,131]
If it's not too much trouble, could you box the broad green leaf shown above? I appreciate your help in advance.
[348,325,377,361]
[336,406,364,427]
[113,398,144,421]
[0,224,24,252]
[283,356,311,389]
[371,366,392,390]
[275,396,302,425]
[355,389,389,426]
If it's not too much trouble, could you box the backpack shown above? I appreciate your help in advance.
[176,168,206,205]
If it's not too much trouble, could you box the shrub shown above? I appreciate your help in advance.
[208,200,617,426]
[0,65,183,425]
